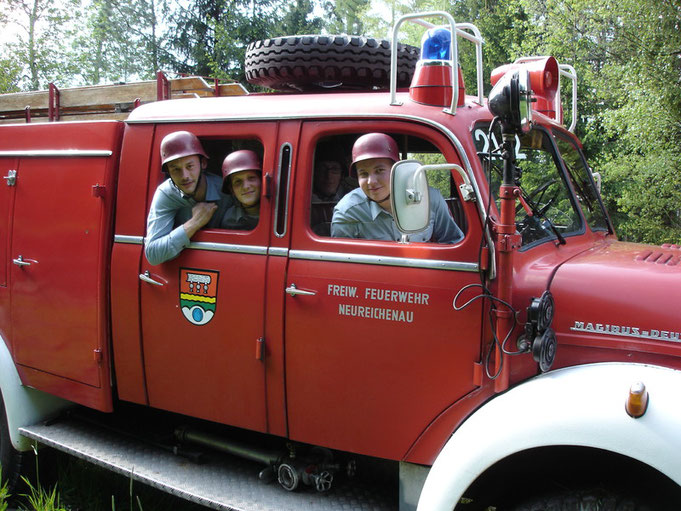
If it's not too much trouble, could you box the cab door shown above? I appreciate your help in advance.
[139,123,277,433]
[284,122,484,460]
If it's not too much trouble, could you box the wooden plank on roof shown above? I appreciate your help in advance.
[171,76,213,93]
[217,83,249,96]
[59,82,157,107]
[0,90,50,111]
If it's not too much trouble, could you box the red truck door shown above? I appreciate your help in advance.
[283,122,485,460]
[138,123,277,433]
[4,122,121,411]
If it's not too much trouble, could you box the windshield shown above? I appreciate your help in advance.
[552,131,610,233]
[473,124,583,248]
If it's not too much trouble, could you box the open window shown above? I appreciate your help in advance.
[309,132,467,241]
[199,138,264,232]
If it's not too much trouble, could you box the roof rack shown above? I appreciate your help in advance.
[0,72,248,125]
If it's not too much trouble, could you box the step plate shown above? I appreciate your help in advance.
[20,419,396,511]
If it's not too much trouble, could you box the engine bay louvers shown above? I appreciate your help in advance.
[635,247,681,266]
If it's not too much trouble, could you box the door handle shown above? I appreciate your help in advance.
[285,283,317,297]
[139,270,164,286]
[13,255,34,267]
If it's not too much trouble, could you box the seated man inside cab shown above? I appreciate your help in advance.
[331,133,464,243]
[145,131,234,265]
[220,149,262,230]
[310,148,353,236]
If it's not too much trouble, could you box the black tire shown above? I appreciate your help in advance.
[512,488,653,511]
[0,391,24,494]
[245,35,420,92]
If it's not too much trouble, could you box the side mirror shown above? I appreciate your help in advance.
[488,68,533,134]
[390,160,430,234]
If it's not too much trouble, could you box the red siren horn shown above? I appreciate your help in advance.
[490,56,560,120]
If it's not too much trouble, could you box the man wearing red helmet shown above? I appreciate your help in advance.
[331,133,463,243]
[145,131,233,265]
[220,149,262,230]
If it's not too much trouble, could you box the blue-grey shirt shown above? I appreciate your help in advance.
[331,186,463,243]
[220,203,259,231]
[145,173,233,265]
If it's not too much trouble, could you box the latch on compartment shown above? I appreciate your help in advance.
[4,169,17,187]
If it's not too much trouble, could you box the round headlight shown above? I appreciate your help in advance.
[488,69,533,134]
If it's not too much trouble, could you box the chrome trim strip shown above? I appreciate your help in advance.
[114,235,144,245]
[268,247,289,257]
[289,249,479,272]
[0,150,113,157]
[189,241,268,255]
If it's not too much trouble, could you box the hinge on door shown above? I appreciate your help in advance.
[93,348,102,364]
[473,361,483,387]
[92,183,106,198]
[4,170,17,187]
[255,337,265,361]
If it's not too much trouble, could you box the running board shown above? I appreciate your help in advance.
[20,419,396,511]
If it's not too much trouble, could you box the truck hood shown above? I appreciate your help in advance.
[550,241,681,349]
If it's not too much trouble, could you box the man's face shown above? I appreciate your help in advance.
[167,155,203,196]
[356,158,393,204]
[315,160,343,196]
[230,170,261,209]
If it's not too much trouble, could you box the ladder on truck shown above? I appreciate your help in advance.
[0,71,248,124]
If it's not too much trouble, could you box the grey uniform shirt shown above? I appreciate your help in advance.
[145,173,233,265]
[220,203,259,231]
[331,186,463,243]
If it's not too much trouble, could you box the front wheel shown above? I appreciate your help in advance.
[0,391,24,493]
[512,488,652,511]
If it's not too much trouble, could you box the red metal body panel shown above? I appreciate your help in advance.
[550,240,681,366]
[0,121,122,411]
[110,124,155,405]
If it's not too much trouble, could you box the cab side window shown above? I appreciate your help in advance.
[309,133,466,242]
[202,138,264,232]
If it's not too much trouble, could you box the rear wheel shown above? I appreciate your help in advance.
[245,35,419,91]
[0,391,24,493]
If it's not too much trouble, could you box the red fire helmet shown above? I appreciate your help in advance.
[350,133,399,176]
[160,131,208,167]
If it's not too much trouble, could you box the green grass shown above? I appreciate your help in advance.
[9,448,209,511]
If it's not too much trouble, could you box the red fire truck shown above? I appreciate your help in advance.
[0,11,679,511]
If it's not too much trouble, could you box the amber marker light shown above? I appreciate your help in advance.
[625,382,649,418]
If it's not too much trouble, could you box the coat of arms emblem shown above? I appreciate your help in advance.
[179,268,219,325]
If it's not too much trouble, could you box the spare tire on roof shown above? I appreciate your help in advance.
[245,35,420,92]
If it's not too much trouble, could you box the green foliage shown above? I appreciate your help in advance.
[1,0,81,90]
[0,468,9,511]
[19,476,68,511]
[0,58,22,93]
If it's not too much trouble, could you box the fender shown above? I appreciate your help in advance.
[417,363,681,510]
[0,334,72,451]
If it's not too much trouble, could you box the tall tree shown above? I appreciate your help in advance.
[73,0,169,84]
[2,0,81,90]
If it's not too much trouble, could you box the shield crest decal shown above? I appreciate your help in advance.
[179,268,219,326]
